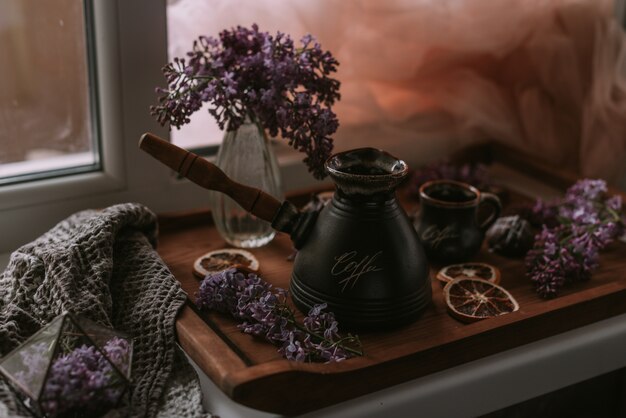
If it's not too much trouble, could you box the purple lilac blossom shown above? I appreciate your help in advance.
[525,179,624,298]
[102,337,132,376]
[525,198,561,227]
[151,24,340,179]
[196,268,361,362]
[39,336,131,415]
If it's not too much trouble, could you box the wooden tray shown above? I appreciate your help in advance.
[157,145,626,416]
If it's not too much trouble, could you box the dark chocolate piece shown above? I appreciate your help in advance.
[486,215,535,257]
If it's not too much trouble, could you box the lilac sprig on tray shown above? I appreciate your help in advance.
[525,179,624,298]
[196,268,362,362]
[412,161,490,192]
[521,198,561,228]
[151,24,340,179]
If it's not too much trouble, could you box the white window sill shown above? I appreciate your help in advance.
[0,152,96,180]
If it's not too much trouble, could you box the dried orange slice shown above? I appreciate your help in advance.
[193,249,259,278]
[444,277,519,323]
[436,262,500,285]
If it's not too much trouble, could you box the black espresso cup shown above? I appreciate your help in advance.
[414,180,501,263]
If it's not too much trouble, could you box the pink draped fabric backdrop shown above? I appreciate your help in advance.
[168,0,626,185]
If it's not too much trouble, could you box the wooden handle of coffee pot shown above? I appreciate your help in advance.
[139,132,282,223]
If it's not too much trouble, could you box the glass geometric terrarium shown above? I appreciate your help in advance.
[0,313,132,418]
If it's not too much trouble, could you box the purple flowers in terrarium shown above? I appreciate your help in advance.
[151,24,341,179]
[525,179,625,298]
[0,313,132,417]
[196,268,362,362]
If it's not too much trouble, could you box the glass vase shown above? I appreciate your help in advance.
[210,119,282,248]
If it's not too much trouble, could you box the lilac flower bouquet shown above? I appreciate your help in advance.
[196,268,362,362]
[525,179,625,298]
[151,24,341,179]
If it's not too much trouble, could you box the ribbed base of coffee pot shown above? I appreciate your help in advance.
[290,273,432,331]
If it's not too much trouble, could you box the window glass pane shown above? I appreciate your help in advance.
[167,1,224,151]
[0,0,98,185]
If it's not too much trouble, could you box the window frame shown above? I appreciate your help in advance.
[0,1,127,253]
[0,0,124,212]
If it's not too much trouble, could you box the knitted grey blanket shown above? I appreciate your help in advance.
[0,203,207,417]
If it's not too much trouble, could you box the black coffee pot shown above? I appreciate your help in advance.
[140,133,431,330]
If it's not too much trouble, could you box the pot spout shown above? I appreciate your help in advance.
[139,132,316,248]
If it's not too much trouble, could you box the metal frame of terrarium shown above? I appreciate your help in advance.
[0,312,133,417]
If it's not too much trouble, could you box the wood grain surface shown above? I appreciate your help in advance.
[157,150,626,416]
